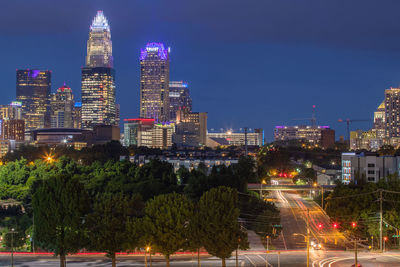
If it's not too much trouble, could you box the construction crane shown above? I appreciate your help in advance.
[337,118,371,143]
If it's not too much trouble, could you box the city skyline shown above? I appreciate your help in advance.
[1,1,399,140]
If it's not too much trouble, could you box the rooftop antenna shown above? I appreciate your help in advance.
[312,105,316,128]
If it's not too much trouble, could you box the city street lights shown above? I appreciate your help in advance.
[146,246,152,267]
[293,230,309,267]
[260,179,266,199]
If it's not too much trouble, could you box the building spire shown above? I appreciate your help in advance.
[90,10,110,32]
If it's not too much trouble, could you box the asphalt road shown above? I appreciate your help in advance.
[270,190,347,250]
[2,251,400,266]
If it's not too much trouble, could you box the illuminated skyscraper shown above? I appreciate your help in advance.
[169,81,192,121]
[86,11,113,68]
[16,69,51,131]
[81,11,116,129]
[140,42,170,122]
[50,83,74,128]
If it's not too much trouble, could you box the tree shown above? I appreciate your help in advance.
[142,192,193,267]
[234,156,258,183]
[86,193,143,267]
[32,174,89,267]
[197,186,248,267]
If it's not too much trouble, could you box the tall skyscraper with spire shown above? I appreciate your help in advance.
[81,11,116,130]
[140,43,170,122]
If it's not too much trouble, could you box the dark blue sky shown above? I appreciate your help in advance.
[0,0,399,141]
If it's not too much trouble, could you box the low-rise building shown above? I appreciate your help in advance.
[207,129,264,147]
[341,152,400,184]
[274,125,335,148]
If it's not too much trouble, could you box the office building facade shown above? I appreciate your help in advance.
[207,129,264,147]
[73,102,82,129]
[50,83,74,128]
[2,119,25,141]
[81,11,116,130]
[174,108,207,147]
[140,42,170,122]
[169,81,192,121]
[0,102,23,120]
[342,152,400,184]
[274,125,333,147]
[16,69,51,131]
[385,88,400,139]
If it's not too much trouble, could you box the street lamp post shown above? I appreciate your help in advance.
[8,228,18,267]
[293,231,309,267]
[265,235,269,267]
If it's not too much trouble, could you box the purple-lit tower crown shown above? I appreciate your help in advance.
[139,42,170,122]
[140,42,169,61]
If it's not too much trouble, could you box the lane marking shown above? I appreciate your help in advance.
[243,255,257,267]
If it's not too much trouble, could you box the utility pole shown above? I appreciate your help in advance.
[265,235,269,267]
[351,238,368,267]
[321,187,324,210]
[380,189,383,252]
[306,209,310,267]
[244,127,248,156]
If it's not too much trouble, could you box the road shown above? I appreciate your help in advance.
[270,190,347,250]
[2,251,400,266]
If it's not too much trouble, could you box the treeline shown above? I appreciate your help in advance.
[324,177,400,248]
[0,156,279,267]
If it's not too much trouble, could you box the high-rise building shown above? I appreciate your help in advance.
[169,81,192,121]
[16,69,51,131]
[81,11,116,130]
[385,88,400,140]
[140,42,170,122]
[373,101,385,139]
[0,102,23,120]
[73,102,82,129]
[115,103,120,126]
[86,11,113,68]
[174,108,207,147]
[50,83,74,128]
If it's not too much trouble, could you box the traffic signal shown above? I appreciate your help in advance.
[317,223,323,229]
[333,222,338,228]
[351,222,357,228]
[384,236,388,242]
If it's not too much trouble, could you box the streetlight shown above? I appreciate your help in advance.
[260,179,266,199]
[293,231,309,267]
[8,228,18,267]
[146,246,152,267]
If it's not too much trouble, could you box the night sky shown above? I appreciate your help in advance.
[0,0,399,141]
